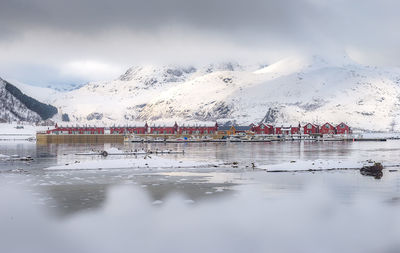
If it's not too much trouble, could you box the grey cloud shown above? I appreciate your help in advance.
[0,0,302,29]
[1,0,400,86]
[1,0,398,52]
[0,0,331,44]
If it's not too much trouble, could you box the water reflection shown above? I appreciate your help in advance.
[0,140,394,169]
[1,140,400,218]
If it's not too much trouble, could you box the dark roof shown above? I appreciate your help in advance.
[235,126,251,131]
[219,125,252,131]
[218,126,233,131]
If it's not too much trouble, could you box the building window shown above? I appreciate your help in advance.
[307,124,312,129]
[325,124,330,128]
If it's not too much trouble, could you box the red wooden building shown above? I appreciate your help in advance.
[320,122,336,134]
[290,125,301,135]
[110,123,148,135]
[149,122,178,135]
[303,123,319,135]
[179,123,218,135]
[45,121,352,137]
[274,127,282,135]
[252,123,274,135]
[46,126,104,135]
[335,122,351,134]
[274,125,300,135]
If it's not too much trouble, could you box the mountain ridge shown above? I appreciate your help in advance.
[6,55,400,131]
[0,78,58,122]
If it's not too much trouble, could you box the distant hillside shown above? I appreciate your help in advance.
[0,78,58,122]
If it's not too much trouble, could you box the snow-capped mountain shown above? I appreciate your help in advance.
[0,78,58,122]
[52,63,249,123]
[43,55,400,131]
[118,62,245,86]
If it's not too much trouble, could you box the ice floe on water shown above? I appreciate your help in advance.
[79,157,390,174]
[75,147,183,156]
[44,156,218,170]
[0,153,10,159]
[258,159,375,172]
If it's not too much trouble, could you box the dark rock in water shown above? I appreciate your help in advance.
[360,162,384,179]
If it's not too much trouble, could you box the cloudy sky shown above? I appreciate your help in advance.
[0,0,399,87]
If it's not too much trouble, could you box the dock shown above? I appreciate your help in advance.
[345,138,387,142]
[36,134,124,144]
[36,133,387,144]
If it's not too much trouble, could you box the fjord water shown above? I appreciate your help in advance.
[1,140,400,253]
[2,140,400,170]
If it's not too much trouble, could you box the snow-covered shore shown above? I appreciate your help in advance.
[0,123,49,140]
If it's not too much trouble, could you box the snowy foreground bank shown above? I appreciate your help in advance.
[44,156,218,170]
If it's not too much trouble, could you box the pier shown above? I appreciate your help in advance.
[36,133,124,144]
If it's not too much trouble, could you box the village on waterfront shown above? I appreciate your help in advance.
[35,121,370,144]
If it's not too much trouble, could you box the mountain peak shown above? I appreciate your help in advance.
[255,54,356,76]
[118,65,197,84]
[201,62,244,73]
[117,62,245,87]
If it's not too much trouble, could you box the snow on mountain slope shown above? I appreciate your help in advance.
[0,78,42,122]
[54,63,247,123]
[9,80,60,104]
[53,56,400,131]
[240,60,400,130]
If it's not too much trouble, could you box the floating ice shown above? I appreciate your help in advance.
[44,156,218,170]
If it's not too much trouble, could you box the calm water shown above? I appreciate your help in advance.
[1,140,400,169]
[1,140,400,253]
[0,140,399,214]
